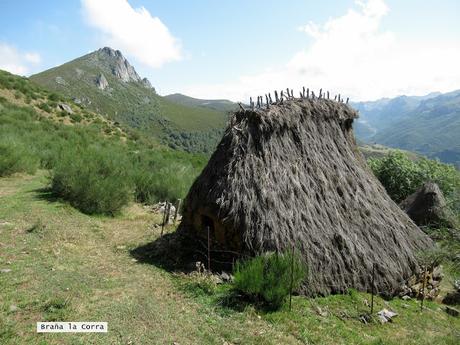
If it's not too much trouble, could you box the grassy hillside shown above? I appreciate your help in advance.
[0,69,208,213]
[165,93,238,113]
[1,172,459,345]
[358,143,420,161]
[30,48,228,153]
[0,69,130,140]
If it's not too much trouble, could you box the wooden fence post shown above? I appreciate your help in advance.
[420,266,427,312]
[207,226,211,272]
[173,199,182,224]
[161,202,170,237]
[161,202,167,237]
[289,244,295,311]
[371,263,375,314]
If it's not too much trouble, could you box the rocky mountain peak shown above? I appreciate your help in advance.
[141,77,155,92]
[97,47,142,83]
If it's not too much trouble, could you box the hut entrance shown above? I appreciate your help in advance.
[201,215,215,237]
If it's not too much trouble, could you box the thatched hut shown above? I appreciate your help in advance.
[179,97,433,296]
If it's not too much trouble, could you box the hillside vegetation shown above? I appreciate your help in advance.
[30,48,227,153]
[165,93,238,113]
[0,69,207,214]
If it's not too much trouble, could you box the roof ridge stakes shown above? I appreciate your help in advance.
[245,88,351,111]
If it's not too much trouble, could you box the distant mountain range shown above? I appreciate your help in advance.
[353,90,460,167]
[30,47,229,153]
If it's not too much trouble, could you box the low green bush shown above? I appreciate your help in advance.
[233,251,307,309]
[0,139,38,176]
[131,149,206,204]
[48,93,60,102]
[70,113,83,123]
[51,146,133,215]
[37,102,52,113]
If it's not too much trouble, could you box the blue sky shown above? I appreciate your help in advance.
[0,0,459,101]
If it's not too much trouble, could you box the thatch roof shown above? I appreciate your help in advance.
[179,98,433,296]
[400,182,456,228]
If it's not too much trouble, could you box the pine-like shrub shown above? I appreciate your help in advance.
[233,251,307,309]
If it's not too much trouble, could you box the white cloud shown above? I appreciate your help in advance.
[24,52,42,64]
[0,43,41,75]
[81,0,182,68]
[183,0,460,102]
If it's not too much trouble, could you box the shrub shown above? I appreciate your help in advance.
[233,251,307,309]
[0,139,38,176]
[50,146,133,215]
[70,113,83,123]
[368,151,460,203]
[48,93,60,102]
[131,152,201,204]
[37,102,52,113]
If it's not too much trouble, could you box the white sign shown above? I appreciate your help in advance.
[37,322,108,333]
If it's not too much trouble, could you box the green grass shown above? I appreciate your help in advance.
[1,172,459,344]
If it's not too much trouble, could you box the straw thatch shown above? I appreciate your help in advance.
[179,97,434,296]
[400,182,456,228]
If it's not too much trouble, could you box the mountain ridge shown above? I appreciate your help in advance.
[164,93,238,113]
[30,47,227,153]
[353,90,460,166]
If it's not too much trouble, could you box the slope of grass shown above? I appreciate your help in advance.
[164,93,238,113]
[1,172,459,345]
[0,69,131,141]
